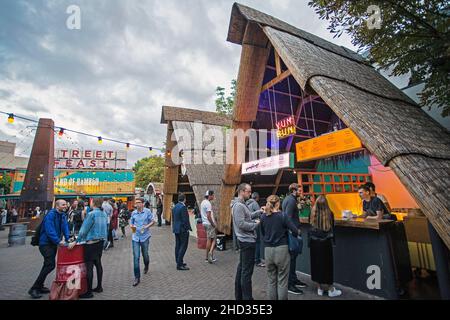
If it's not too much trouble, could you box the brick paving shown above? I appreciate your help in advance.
[0,225,380,300]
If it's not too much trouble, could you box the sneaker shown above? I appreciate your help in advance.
[328,287,342,297]
[79,292,94,299]
[104,241,111,251]
[28,289,42,299]
[295,279,308,288]
[211,256,217,263]
[93,287,103,293]
[207,252,213,264]
[288,286,304,295]
[132,278,140,287]
[205,259,209,263]
[317,288,324,296]
[256,262,265,267]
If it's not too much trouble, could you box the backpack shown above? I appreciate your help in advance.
[30,211,57,246]
[72,209,83,223]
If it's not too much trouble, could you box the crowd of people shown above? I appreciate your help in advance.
[27,196,160,299]
[23,179,391,300]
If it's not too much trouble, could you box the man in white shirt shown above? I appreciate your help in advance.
[201,190,217,263]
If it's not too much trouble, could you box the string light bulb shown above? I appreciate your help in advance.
[126,143,130,150]
[98,136,103,144]
[7,114,14,124]
[58,128,64,137]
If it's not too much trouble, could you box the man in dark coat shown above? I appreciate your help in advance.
[172,193,192,270]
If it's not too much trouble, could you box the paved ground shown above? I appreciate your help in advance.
[0,225,381,300]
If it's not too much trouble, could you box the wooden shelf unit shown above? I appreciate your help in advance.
[297,171,372,196]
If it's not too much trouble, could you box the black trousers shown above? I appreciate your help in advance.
[288,251,299,286]
[235,241,256,300]
[107,225,114,247]
[84,241,104,293]
[31,244,58,290]
[175,231,189,267]
[157,212,163,226]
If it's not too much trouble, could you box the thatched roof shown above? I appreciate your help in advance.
[163,111,229,221]
[161,106,232,127]
[222,3,450,247]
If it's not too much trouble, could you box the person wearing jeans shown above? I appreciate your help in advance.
[282,183,307,294]
[29,200,70,299]
[231,183,261,300]
[130,197,155,286]
[68,197,108,299]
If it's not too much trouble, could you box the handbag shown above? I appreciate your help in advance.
[288,232,303,254]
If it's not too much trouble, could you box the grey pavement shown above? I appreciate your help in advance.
[0,224,380,300]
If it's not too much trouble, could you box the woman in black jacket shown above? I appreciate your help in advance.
[309,195,342,297]
[260,195,299,300]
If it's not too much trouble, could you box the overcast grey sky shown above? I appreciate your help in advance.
[0,0,357,167]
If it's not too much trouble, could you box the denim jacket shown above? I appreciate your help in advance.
[76,208,108,243]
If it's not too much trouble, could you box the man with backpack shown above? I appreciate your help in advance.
[28,199,70,299]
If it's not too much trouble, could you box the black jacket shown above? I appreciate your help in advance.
[172,202,192,234]
[282,194,300,228]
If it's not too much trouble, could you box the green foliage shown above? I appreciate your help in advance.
[215,79,237,116]
[133,156,165,189]
[0,172,12,194]
[308,0,450,117]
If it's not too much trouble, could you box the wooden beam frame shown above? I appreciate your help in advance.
[261,69,291,93]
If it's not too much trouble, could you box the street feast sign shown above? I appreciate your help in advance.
[276,115,296,139]
[295,128,363,162]
[241,153,294,175]
[54,149,127,170]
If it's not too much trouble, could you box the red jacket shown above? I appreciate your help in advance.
[111,208,119,229]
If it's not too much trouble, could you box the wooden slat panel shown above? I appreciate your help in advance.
[217,184,237,235]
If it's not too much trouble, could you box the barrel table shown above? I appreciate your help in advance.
[54,245,88,295]
[197,223,207,249]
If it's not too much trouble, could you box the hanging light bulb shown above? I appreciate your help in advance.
[7,114,14,124]
[126,143,130,150]
[58,128,64,137]
[98,136,103,144]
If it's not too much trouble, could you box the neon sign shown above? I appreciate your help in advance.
[276,116,296,139]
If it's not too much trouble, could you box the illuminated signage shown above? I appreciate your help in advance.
[295,128,363,162]
[276,116,296,139]
[54,149,127,170]
[241,153,294,174]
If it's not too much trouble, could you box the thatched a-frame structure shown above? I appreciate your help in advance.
[161,106,232,222]
[218,3,450,248]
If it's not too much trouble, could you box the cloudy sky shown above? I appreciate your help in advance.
[0,0,358,167]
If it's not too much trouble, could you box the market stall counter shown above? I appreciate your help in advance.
[297,216,412,299]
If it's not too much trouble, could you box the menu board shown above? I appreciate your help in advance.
[295,128,363,162]
[241,153,294,174]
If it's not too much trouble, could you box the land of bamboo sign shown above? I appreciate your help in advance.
[295,128,363,162]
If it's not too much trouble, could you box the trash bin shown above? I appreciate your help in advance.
[216,234,226,251]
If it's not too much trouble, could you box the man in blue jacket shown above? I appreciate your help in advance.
[172,193,192,270]
[29,199,70,299]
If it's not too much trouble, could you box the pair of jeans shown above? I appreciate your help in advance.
[255,225,263,264]
[235,241,256,300]
[288,251,299,287]
[31,244,58,290]
[175,231,189,267]
[84,241,104,293]
[265,245,290,300]
[132,239,150,279]
[157,211,162,226]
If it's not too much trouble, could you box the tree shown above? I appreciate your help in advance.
[215,79,237,116]
[133,156,165,189]
[0,172,12,195]
[308,0,449,116]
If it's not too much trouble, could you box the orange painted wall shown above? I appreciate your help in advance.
[369,155,419,209]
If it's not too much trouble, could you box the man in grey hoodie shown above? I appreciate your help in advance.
[231,183,263,300]
[246,192,264,267]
